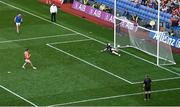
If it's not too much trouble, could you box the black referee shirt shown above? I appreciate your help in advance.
[144,78,151,88]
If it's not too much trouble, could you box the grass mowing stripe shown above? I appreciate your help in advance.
[0,85,38,107]
[0,33,76,44]
[48,87,180,106]
[132,76,180,84]
[49,39,92,45]
[46,43,133,84]
[1,0,179,78]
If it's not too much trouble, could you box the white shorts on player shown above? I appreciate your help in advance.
[16,22,21,26]
[25,59,31,63]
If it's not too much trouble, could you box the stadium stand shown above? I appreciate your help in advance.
[91,0,179,37]
[40,0,179,37]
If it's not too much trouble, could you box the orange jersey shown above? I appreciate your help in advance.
[24,51,30,60]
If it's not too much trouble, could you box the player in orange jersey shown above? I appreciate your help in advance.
[22,48,37,69]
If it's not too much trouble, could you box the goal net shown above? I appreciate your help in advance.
[114,2,176,65]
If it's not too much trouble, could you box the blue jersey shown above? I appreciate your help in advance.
[15,15,22,23]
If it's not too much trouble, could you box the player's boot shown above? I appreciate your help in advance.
[33,67,37,70]
[22,66,25,69]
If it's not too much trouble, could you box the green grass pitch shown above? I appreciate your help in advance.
[0,0,180,106]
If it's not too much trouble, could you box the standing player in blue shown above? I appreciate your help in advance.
[14,14,23,33]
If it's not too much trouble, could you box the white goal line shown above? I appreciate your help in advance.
[0,85,38,107]
[120,49,180,76]
[0,33,77,44]
[132,76,180,84]
[48,87,180,106]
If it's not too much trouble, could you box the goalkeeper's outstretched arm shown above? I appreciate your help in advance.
[101,43,111,52]
[101,48,107,52]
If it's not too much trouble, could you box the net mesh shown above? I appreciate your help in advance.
[115,17,176,65]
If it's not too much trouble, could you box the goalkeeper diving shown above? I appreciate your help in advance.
[101,43,121,56]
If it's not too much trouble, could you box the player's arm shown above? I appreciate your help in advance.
[28,53,31,58]
[101,47,107,52]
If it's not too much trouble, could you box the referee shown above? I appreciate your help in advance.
[143,75,152,101]
[50,4,58,22]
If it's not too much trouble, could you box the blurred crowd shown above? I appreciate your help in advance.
[76,0,113,13]
[131,0,180,27]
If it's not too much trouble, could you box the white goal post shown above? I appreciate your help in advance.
[113,0,176,66]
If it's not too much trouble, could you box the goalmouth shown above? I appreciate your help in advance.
[113,0,176,66]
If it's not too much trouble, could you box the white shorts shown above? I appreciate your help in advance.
[25,59,31,63]
[16,23,21,26]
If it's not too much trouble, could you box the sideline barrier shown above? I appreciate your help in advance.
[39,0,64,5]
[72,1,114,24]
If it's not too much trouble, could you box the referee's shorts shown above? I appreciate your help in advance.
[144,86,151,91]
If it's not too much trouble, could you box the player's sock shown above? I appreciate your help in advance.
[23,63,26,66]
[22,63,26,69]
[114,52,120,56]
[145,94,147,100]
[17,30,19,33]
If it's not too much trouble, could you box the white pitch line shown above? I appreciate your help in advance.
[132,76,180,84]
[48,87,180,106]
[0,85,38,107]
[0,33,76,44]
[47,44,133,84]
[0,0,105,45]
[49,39,91,45]
[0,1,179,77]
[119,49,180,76]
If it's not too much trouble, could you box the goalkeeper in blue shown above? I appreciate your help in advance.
[101,43,121,56]
[14,14,23,33]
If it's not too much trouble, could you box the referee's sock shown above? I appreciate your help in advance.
[148,94,151,99]
[145,94,147,100]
